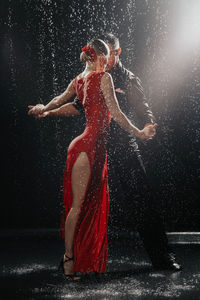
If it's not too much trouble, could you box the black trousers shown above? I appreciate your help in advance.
[107,141,170,263]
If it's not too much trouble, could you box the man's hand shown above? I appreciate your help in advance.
[35,111,50,119]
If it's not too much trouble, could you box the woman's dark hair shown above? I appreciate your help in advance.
[80,38,109,63]
[98,33,119,49]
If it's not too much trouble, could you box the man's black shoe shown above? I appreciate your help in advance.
[152,253,182,271]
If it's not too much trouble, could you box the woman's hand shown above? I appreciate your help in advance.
[28,104,45,117]
[137,123,158,141]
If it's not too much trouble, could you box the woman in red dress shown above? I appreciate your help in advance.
[28,39,157,279]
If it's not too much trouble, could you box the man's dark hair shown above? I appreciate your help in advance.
[98,33,119,49]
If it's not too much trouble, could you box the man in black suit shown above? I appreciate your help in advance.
[58,33,181,271]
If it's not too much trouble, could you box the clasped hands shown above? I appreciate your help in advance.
[28,104,48,118]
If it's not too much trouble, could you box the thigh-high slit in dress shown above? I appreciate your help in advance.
[60,72,111,273]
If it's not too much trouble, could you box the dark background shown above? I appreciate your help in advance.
[1,0,199,231]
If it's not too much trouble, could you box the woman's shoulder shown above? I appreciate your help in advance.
[101,71,111,78]
[100,71,113,83]
[86,71,108,82]
[75,72,84,81]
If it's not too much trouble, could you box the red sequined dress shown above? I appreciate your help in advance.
[61,71,111,273]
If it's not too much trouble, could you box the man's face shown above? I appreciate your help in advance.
[106,44,120,70]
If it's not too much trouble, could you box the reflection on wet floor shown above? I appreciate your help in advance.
[0,235,200,299]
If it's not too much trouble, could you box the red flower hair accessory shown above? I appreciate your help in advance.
[81,45,97,62]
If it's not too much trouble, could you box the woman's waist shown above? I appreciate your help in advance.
[82,126,109,141]
[68,130,108,150]
[85,109,111,125]
[86,118,110,129]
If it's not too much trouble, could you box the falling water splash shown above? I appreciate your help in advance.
[126,0,136,65]
[3,0,139,227]
[7,1,16,93]
[6,0,20,193]
[2,0,200,229]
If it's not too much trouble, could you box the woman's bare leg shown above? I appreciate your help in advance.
[63,152,90,275]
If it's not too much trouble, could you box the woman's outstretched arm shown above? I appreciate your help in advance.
[28,80,76,117]
[101,72,157,140]
[28,102,80,118]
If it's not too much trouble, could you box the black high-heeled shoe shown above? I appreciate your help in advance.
[58,254,79,280]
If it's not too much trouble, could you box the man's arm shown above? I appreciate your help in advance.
[72,97,85,114]
[127,75,156,126]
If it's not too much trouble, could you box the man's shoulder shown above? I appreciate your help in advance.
[117,61,141,84]
[117,62,145,95]
[117,61,133,76]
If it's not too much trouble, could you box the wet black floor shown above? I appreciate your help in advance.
[0,232,200,300]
